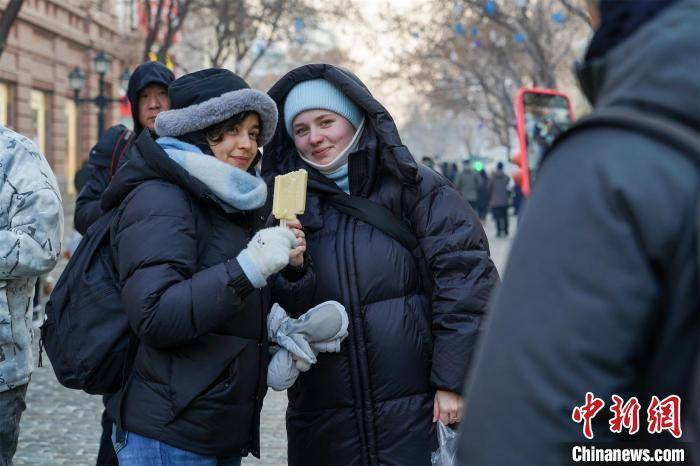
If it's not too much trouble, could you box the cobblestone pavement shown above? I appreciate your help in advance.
[13,215,516,466]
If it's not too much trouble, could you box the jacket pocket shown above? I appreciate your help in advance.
[168,334,250,420]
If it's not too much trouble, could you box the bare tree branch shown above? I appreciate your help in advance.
[141,0,198,63]
[179,0,356,78]
[0,0,24,60]
[142,0,165,62]
[384,0,590,151]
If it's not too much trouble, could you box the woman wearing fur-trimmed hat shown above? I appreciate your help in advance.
[100,68,307,464]
[264,65,499,465]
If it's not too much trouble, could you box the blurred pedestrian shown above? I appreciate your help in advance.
[458,1,699,463]
[440,161,458,182]
[476,169,490,221]
[512,183,524,217]
[71,60,175,466]
[488,162,510,237]
[102,69,301,465]
[264,64,499,466]
[455,159,481,211]
[0,125,63,466]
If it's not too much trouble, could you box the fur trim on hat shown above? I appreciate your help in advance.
[155,88,278,146]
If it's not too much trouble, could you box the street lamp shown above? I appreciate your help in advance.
[94,51,110,74]
[69,51,129,138]
[119,69,131,94]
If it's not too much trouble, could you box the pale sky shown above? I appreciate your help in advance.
[340,0,423,128]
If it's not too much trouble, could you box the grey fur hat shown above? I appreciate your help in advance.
[154,68,278,146]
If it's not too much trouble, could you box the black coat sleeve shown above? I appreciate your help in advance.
[410,169,500,394]
[113,181,255,349]
[270,256,317,318]
[74,167,109,234]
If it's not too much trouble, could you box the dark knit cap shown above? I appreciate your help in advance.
[155,68,278,145]
[169,68,250,109]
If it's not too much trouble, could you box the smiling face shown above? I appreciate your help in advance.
[137,84,170,130]
[292,109,356,165]
[206,112,260,171]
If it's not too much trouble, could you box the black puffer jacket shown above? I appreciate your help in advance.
[458,1,699,464]
[264,64,499,466]
[74,61,174,234]
[101,131,275,457]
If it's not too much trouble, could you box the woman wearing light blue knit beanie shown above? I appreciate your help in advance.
[282,77,365,193]
[263,65,498,466]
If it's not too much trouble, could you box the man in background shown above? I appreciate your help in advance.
[74,61,174,235]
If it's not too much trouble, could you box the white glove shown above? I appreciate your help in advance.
[237,227,296,288]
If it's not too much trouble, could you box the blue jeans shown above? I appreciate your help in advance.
[111,427,242,466]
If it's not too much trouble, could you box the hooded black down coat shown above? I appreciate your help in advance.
[100,131,302,458]
[263,64,499,466]
[458,2,699,464]
[74,61,174,234]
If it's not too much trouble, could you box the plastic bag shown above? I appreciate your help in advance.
[430,422,457,466]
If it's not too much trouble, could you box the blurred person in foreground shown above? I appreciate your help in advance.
[458,1,699,464]
[0,126,63,466]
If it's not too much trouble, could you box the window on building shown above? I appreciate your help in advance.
[0,82,10,127]
[30,90,49,155]
[64,99,79,195]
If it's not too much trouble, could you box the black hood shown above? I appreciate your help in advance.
[263,64,420,189]
[577,0,699,128]
[585,0,678,62]
[126,61,175,134]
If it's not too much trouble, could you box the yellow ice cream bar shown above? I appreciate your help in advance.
[273,169,308,222]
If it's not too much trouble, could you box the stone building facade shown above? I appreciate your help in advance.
[0,0,135,195]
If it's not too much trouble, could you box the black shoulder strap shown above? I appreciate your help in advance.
[109,128,135,181]
[325,192,433,294]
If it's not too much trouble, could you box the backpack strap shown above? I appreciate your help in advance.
[109,128,135,181]
[325,191,433,295]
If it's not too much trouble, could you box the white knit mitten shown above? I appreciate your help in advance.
[237,227,296,287]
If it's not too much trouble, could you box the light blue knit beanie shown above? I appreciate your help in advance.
[284,79,364,137]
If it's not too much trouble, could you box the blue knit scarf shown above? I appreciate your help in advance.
[156,136,267,211]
